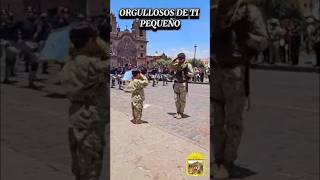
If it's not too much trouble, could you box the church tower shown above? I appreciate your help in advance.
[132,20,146,40]
[131,19,147,65]
[110,13,118,33]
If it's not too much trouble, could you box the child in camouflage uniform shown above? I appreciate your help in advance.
[61,23,108,180]
[127,69,148,124]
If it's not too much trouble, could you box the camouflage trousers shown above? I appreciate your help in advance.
[131,101,143,121]
[69,103,107,180]
[173,83,187,114]
[212,66,246,164]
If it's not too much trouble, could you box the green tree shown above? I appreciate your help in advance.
[187,59,205,68]
[155,59,170,67]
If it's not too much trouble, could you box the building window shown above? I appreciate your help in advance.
[140,45,144,49]
[140,53,144,58]
[304,3,307,7]
[139,30,143,37]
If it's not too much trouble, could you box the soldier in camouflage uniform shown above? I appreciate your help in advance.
[127,69,149,124]
[212,0,268,178]
[3,41,19,84]
[61,23,108,180]
[170,53,194,119]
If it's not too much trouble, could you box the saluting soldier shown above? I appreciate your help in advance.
[61,22,109,180]
[212,0,268,178]
[170,53,194,119]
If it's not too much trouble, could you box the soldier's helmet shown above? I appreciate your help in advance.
[70,22,98,50]
[177,53,186,60]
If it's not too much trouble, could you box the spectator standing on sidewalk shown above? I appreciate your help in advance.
[200,67,205,82]
[18,6,37,73]
[312,22,320,67]
[268,19,282,64]
[290,21,302,65]
[279,26,288,63]
[33,13,52,74]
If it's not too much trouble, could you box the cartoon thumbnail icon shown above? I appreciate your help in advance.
[186,152,206,176]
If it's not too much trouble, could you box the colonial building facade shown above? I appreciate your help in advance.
[110,13,148,67]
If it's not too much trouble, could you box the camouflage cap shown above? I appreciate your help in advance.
[132,68,141,77]
[70,22,98,49]
[177,53,186,60]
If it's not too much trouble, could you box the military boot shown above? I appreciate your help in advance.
[176,113,182,119]
[212,163,229,180]
[131,119,140,125]
[224,162,243,178]
[174,113,179,118]
[180,113,185,118]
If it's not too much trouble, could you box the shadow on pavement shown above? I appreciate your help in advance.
[53,81,62,85]
[19,85,44,91]
[210,165,257,180]
[44,92,67,99]
[1,80,18,85]
[34,78,47,82]
[230,165,257,179]
[130,119,149,125]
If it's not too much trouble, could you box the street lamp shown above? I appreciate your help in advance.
[193,44,198,67]
[193,44,198,82]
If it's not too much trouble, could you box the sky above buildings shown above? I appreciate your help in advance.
[111,0,210,59]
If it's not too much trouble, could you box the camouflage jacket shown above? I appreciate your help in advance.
[170,61,194,82]
[127,75,148,103]
[61,54,108,105]
[215,0,268,67]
